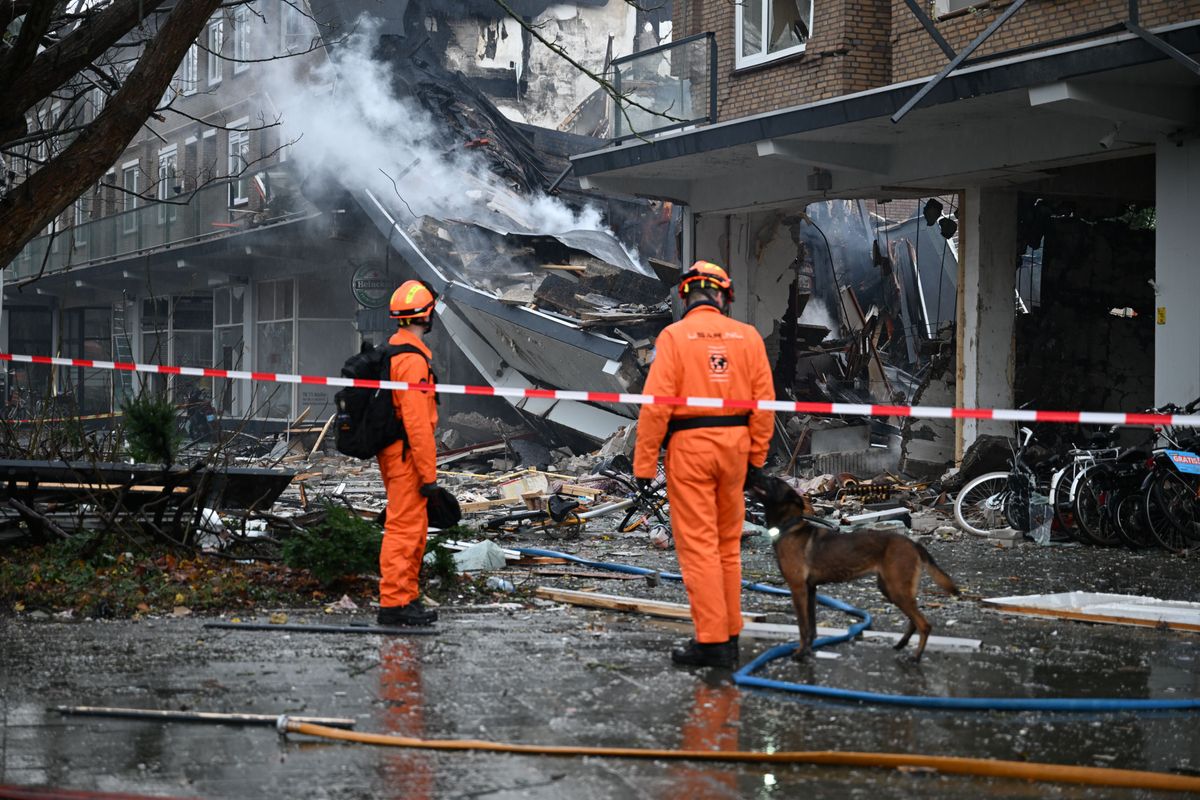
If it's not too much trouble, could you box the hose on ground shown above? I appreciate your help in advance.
[514,546,1200,712]
[281,719,1200,793]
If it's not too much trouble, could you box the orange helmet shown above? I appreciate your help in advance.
[389,280,437,324]
[678,260,733,301]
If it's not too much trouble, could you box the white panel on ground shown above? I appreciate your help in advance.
[983,592,1200,631]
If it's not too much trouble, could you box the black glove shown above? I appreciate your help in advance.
[635,477,654,496]
[419,482,440,498]
[744,465,764,492]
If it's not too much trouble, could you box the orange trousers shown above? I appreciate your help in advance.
[665,431,749,644]
[378,439,428,608]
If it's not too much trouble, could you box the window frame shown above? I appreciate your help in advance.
[227,119,251,207]
[73,196,87,246]
[934,0,977,16]
[233,6,250,74]
[735,0,813,70]
[157,145,179,224]
[181,43,199,95]
[121,160,140,233]
[207,18,224,85]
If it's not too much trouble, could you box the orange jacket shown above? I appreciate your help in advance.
[388,327,438,485]
[633,305,774,478]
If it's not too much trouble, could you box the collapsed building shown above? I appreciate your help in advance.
[5,0,962,477]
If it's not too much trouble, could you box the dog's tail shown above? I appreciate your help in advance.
[915,543,960,595]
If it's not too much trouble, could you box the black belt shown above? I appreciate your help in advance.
[665,414,749,441]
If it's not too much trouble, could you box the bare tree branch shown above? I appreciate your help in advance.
[0,0,226,267]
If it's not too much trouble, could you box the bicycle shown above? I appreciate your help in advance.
[953,427,1044,537]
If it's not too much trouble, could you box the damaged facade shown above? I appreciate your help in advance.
[574,0,1200,471]
[3,0,681,445]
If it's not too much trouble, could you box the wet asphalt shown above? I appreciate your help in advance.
[2,515,1199,799]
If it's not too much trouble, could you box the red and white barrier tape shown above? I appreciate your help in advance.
[3,352,1198,428]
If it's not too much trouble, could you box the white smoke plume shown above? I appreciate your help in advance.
[265,18,636,259]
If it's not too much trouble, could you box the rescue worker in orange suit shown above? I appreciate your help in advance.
[377,280,440,627]
[633,262,775,667]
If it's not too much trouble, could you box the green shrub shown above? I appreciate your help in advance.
[122,392,181,465]
[282,503,383,586]
[424,534,458,584]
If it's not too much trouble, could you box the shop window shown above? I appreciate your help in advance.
[737,0,813,69]
[254,279,295,419]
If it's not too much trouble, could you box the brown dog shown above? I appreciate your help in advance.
[750,474,959,661]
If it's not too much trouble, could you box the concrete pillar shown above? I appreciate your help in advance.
[957,187,1018,457]
[1154,137,1200,407]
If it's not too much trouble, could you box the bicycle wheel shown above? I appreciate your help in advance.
[1003,469,1034,532]
[1143,480,1189,552]
[954,472,1011,536]
[1049,462,1086,542]
[1115,492,1154,549]
[1151,470,1200,549]
[1072,464,1121,546]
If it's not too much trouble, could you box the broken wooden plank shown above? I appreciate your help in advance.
[556,483,604,498]
[540,263,588,272]
[310,413,336,458]
[459,497,524,513]
[535,586,766,623]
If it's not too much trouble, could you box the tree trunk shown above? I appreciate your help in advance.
[0,0,223,269]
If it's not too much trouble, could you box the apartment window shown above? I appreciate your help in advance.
[281,0,307,52]
[121,161,139,233]
[228,123,250,206]
[73,197,87,246]
[737,0,813,68]
[181,43,199,94]
[233,6,250,73]
[90,87,106,120]
[158,147,178,224]
[207,19,224,85]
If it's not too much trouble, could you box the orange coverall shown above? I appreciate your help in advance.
[633,304,775,643]
[377,327,438,609]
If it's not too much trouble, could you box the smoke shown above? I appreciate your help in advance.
[265,18,637,264]
[799,298,837,340]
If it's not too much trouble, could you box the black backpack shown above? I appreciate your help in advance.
[334,342,431,459]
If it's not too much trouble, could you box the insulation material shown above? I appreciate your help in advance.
[983,592,1200,632]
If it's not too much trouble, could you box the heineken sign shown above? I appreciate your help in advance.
[352,265,390,308]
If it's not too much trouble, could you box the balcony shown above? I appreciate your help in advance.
[8,172,311,283]
[611,32,717,142]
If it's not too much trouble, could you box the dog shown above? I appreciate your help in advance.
[750,474,959,661]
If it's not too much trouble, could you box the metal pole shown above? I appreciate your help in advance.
[902,0,957,60]
[892,0,1029,123]
[55,705,356,729]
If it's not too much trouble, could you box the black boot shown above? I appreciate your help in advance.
[671,639,736,668]
[378,600,438,627]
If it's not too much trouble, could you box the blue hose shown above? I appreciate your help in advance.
[514,546,1200,712]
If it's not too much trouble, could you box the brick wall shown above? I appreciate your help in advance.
[674,0,1200,124]
[894,0,1200,83]
[676,0,891,121]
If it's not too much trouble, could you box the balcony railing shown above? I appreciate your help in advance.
[611,32,717,142]
[8,173,309,282]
